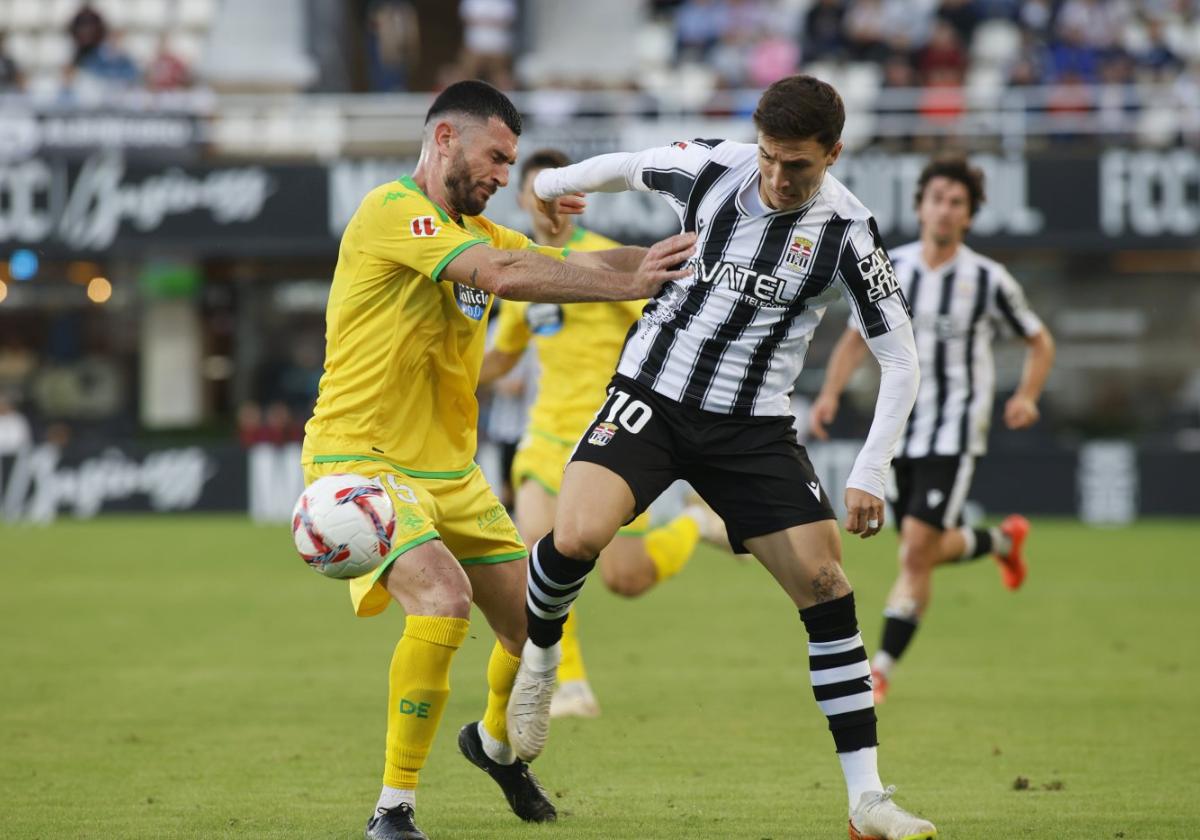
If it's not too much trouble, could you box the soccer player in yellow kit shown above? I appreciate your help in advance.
[300,81,695,840]
[479,149,726,719]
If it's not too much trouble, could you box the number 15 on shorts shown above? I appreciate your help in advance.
[588,388,652,447]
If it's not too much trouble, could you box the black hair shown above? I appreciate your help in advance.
[915,153,986,217]
[425,79,522,136]
[753,74,845,150]
[519,148,571,187]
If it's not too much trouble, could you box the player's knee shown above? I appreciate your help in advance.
[553,520,610,561]
[600,563,654,598]
[428,584,473,619]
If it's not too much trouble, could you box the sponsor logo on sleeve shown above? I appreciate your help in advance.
[525,303,564,336]
[857,246,900,302]
[411,216,440,237]
[454,284,490,320]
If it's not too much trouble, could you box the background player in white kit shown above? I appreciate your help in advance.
[810,154,1056,704]
[508,75,937,840]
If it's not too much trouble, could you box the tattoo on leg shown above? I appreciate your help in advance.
[810,563,850,603]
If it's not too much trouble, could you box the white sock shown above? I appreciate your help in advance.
[957,526,976,559]
[522,637,561,672]
[871,650,896,679]
[991,526,1012,556]
[375,786,415,812]
[478,721,515,765]
[839,746,884,814]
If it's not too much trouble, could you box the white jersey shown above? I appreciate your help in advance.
[889,241,1043,458]
[610,139,910,416]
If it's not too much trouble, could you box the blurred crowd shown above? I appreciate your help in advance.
[655,0,1199,91]
[0,1,197,98]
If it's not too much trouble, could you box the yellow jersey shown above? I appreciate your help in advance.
[302,174,569,476]
[493,227,645,444]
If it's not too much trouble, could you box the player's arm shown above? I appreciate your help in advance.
[479,348,522,385]
[440,233,695,303]
[1005,325,1055,429]
[836,218,919,538]
[533,142,715,229]
[481,300,531,386]
[844,324,919,539]
[809,326,870,441]
[993,270,1054,430]
[566,246,648,273]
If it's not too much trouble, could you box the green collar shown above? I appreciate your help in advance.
[568,226,587,244]
[398,174,450,224]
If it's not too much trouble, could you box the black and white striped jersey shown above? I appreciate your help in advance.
[888,241,1043,458]
[616,139,910,416]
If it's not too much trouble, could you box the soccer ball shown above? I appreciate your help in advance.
[292,474,396,579]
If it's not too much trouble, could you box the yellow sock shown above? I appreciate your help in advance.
[481,640,521,744]
[382,614,470,790]
[558,609,588,683]
[645,513,701,583]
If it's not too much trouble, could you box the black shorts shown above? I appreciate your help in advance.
[570,374,835,553]
[889,455,976,531]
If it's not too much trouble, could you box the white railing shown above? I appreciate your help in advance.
[0,82,1194,160]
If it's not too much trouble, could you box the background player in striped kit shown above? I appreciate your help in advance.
[510,76,937,840]
[479,148,729,720]
[810,154,1056,704]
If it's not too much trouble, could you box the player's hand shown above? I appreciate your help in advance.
[535,192,586,235]
[808,393,839,441]
[632,232,697,297]
[844,488,884,539]
[1004,394,1039,429]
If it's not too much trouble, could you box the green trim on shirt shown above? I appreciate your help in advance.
[311,454,478,480]
[397,174,450,224]
[431,238,488,283]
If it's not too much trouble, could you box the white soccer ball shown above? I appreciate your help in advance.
[292,474,396,579]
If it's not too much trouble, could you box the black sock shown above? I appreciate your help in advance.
[971,527,993,557]
[879,614,920,662]
[800,592,878,753]
[525,531,595,648]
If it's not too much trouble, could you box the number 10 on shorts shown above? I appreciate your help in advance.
[588,388,652,446]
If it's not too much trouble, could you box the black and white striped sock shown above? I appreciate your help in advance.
[800,592,882,809]
[525,532,595,648]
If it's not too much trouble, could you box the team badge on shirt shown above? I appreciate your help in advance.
[525,303,564,336]
[587,422,618,446]
[857,246,900,302]
[785,235,814,272]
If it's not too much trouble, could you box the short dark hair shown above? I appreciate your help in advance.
[425,79,522,136]
[519,148,571,187]
[915,153,986,217]
[753,75,844,149]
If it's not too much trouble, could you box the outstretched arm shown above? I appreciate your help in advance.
[479,348,523,386]
[568,246,648,273]
[843,323,920,539]
[1005,327,1055,429]
[440,232,696,303]
[534,152,646,199]
[809,326,870,441]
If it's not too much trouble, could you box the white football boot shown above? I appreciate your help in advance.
[506,639,560,761]
[848,786,937,840]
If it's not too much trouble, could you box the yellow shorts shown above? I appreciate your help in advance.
[511,429,651,535]
[303,457,526,618]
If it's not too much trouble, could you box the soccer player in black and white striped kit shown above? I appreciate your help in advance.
[810,155,1056,705]
[506,76,937,840]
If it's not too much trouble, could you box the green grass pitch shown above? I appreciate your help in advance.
[2,516,1197,839]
